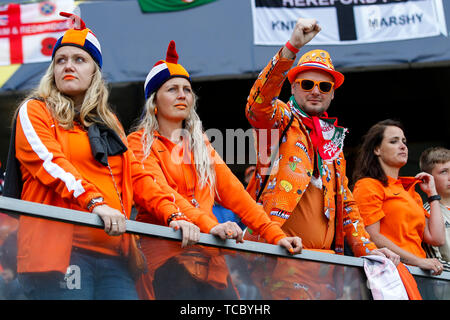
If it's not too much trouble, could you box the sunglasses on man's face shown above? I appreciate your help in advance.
[294,79,334,94]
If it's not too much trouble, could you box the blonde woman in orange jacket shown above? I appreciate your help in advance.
[11,14,199,300]
[127,41,302,299]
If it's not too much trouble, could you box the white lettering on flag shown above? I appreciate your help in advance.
[251,0,447,45]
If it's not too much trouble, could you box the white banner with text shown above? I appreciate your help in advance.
[251,0,448,45]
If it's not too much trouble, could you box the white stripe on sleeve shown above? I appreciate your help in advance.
[18,100,85,198]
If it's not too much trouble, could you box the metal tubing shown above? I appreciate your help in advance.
[0,196,448,280]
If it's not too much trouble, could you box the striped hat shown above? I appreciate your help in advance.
[287,49,344,89]
[144,40,190,99]
[52,12,102,68]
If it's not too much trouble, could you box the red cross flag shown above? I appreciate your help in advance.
[0,0,75,66]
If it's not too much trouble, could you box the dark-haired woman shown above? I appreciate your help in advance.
[352,119,445,274]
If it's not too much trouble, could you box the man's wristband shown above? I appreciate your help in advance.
[428,194,441,203]
[285,41,299,54]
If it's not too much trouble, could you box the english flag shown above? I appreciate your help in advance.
[0,0,75,66]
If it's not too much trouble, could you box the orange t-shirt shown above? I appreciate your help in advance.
[281,159,336,252]
[282,182,334,251]
[353,176,430,258]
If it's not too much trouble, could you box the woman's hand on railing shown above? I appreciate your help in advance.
[170,220,200,248]
[277,236,303,255]
[416,257,444,276]
[209,221,244,243]
[92,204,126,236]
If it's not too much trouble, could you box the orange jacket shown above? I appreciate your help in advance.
[353,177,429,259]
[127,129,288,299]
[245,49,377,256]
[127,129,287,243]
[15,99,181,273]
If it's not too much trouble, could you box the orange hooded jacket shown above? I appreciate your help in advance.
[127,129,288,299]
[14,99,181,274]
[127,130,287,242]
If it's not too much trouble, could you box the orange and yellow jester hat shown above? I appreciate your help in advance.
[144,40,190,99]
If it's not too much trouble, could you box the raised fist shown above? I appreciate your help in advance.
[289,18,321,49]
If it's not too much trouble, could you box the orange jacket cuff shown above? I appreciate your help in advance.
[260,224,287,245]
[78,192,103,212]
[159,203,184,225]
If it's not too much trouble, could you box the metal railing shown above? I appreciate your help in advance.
[1,195,448,282]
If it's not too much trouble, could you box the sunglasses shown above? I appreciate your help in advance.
[294,79,334,94]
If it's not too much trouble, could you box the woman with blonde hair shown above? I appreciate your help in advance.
[9,13,199,300]
[127,41,302,299]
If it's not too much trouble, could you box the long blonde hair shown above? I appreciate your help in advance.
[135,90,217,194]
[20,60,124,136]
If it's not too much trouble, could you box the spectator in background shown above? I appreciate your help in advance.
[244,165,256,187]
[127,41,302,299]
[353,119,445,275]
[9,13,199,300]
[419,147,450,271]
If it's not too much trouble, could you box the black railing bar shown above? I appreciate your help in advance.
[0,196,448,280]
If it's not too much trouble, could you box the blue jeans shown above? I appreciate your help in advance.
[18,247,138,300]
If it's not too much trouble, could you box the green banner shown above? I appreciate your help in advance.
[138,0,217,12]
